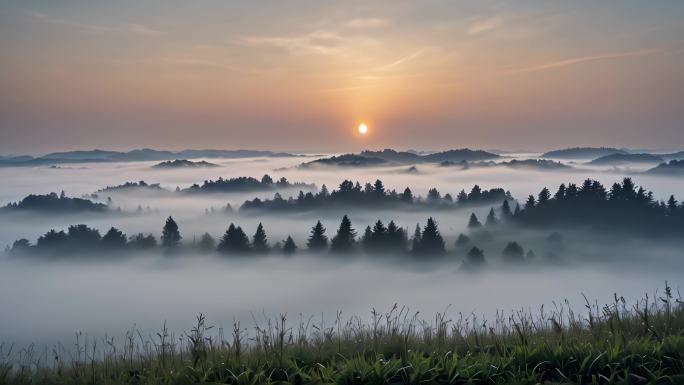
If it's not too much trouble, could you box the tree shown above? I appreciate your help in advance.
[361,226,373,250]
[101,227,127,249]
[462,247,486,270]
[128,233,157,249]
[198,233,215,252]
[252,223,269,252]
[330,215,356,252]
[373,179,385,197]
[386,221,408,252]
[485,208,498,227]
[67,224,101,250]
[411,224,421,252]
[514,203,521,216]
[467,213,482,229]
[161,216,181,249]
[401,187,413,203]
[307,221,328,250]
[9,239,31,255]
[414,217,445,255]
[501,242,524,263]
[538,188,550,205]
[501,200,512,217]
[36,229,68,250]
[456,190,468,203]
[667,195,678,216]
[524,195,536,210]
[282,236,297,255]
[261,174,273,184]
[427,188,441,201]
[218,224,250,253]
[455,233,471,249]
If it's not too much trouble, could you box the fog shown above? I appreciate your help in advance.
[0,153,683,349]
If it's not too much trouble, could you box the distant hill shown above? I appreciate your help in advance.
[305,149,498,167]
[644,160,684,176]
[301,154,388,168]
[184,175,315,193]
[1,193,108,213]
[0,148,298,167]
[152,159,219,169]
[659,151,684,162]
[589,153,664,166]
[96,181,167,193]
[501,159,571,170]
[542,147,628,159]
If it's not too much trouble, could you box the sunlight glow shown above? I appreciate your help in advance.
[358,123,368,135]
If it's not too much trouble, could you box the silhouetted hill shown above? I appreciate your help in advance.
[500,159,571,170]
[589,153,664,165]
[0,149,299,167]
[2,193,108,213]
[152,159,219,169]
[184,175,315,193]
[644,160,684,176]
[96,181,166,193]
[301,154,388,167]
[660,151,684,162]
[542,147,628,159]
[360,149,422,163]
[422,149,499,162]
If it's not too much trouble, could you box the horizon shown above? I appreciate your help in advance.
[2,1,684,153]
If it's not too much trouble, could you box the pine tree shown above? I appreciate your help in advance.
[361,226,373,250]
[457,189,468,203]
[467,213,482,229]
[161,216,181,249]
[524,195,536,210]
[485,208,498,227]
[252,223,269,252]
[373,179,385,197]
[514,203,521,216]
[401,187,413,203]
[282,236,297,255]
[218,224,250,253]
[198,232,215,252]
[330,215,356,252]
[386,221,408,251]
[101,227,127,249]
[411,224,421,253]
[501,242,524,263]
[538,188,550,205]
[415,217,445,255]
[501,199,512,217]
[307,221,328,250]
[463,247,486,269]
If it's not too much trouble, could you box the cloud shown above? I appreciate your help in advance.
[30,12,166,37]
[241,31,344,55]
[377,49,429,70]
[344,18,388,29]
[466,16,502,36]
[503,48,671,74]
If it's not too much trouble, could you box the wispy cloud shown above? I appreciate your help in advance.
[504,48,671,74]
[241,31,344,55]
[466,16,502,36]
[30,12,166,37]
[344,18,388,29]
[377,49,429,70]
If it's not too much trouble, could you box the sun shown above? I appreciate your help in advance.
[358,123,368,135]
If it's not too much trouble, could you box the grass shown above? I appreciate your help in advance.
[1,284,683,384]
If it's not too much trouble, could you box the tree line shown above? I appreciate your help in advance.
[241,179,511,212]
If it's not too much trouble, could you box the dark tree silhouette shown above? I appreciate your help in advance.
[514,203,521,216]
[161,217,181,249]
[501,242,524,263]
[401,187,413,203]
[218,224,250,253]
[386,220,408,252]
[282,236,297,255]
[67,224,101,250]
[538,188,551,205]
[485,208,498,227]
[101,227,127,249]
[501,199,512,218]
[330,215,356,253]
[307,221,328,250]
[462,247,486,270]
[9,239,31,255]
[524,195,536,210]
[411,224,421,252]
[198,233,215,252]
[468,213,482,229]
[128,233,157,249]
[455,233,471,251]
[413,217,445,255]
[252,223,269,252]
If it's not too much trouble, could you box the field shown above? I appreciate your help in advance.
[3,285,682,385]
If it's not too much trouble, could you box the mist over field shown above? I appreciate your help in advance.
[1,153,682,349]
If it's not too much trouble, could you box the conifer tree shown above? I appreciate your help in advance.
[330,215,356,252]
[198,232,215,252]
[485,208,498,227]
[282,236,297,255]
[307,221,328,250]
[252,222,269,252]
[414,217,445,255]
[501,199,512,217]
[467,213,482,229]
[524,195,536,210]
[218,224,250,253]
[161,216,181,249]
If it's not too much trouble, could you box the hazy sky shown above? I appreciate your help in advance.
[1,0,683,154]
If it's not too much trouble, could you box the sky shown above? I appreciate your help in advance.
[1,0,683,154]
